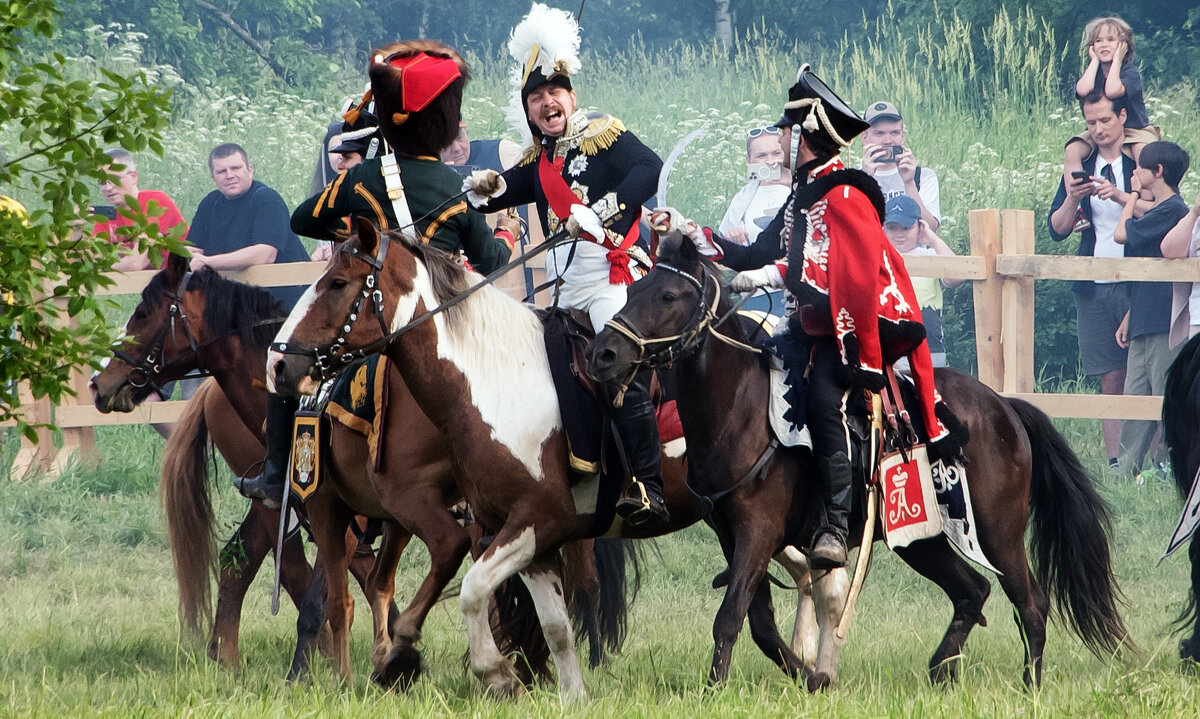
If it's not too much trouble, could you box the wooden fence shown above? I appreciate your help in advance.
[8,208,1200,479]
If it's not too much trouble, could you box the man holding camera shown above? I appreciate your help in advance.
[861,101,941,231]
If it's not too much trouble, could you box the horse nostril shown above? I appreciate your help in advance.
[592,347,616,371]
[273,358,287,381]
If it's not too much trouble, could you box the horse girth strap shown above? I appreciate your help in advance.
[689,438,780,519]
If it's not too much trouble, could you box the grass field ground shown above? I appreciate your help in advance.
[1,420,1199,717]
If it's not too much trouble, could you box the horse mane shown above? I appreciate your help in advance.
[382,228,544,354]
[1164,332,1200,499]
[142,267,286,350]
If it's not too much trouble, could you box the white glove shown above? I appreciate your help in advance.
[462,169,506,207]
[648,206,721,258]
[565,203,604,240]
[730,265,783,293]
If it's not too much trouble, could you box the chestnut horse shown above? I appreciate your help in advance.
[1163,331,1200,662]
[268,222,832,699]
[587,234,1132,687]
[89,253,637,686]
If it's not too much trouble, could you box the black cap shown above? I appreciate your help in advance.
[331,107,380,155]
[778,64,869,148]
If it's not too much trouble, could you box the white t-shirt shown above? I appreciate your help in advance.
[872,166,941,225]
[1189,219,1200,327]
[1089,154,1127,283]
[719,181,791,245]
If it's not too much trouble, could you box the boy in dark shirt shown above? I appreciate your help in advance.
[1114,140,1190,475]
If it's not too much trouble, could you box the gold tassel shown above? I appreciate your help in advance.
[392,111,409,126]
[343,89,373,124]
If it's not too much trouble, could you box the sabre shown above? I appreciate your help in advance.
[271,446,295,615]
[835,391,882,643]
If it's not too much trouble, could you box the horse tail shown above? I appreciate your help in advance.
[1163,333,1200,636]
[579,537,644,659]
[1163,332,1200,500]
[161,380,218,635]
[1008,396,1134,657]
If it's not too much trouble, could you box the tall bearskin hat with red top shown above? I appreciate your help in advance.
[364,40,470,158]
[504,3,582,149]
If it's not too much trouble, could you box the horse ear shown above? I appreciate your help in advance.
[356,217,379,255]
[678,232,700,264]
[165,250,189,280]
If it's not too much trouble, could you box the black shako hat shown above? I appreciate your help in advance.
[331,107,381,157]
[775,64,870,148]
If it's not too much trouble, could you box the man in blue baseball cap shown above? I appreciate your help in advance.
[882,195,963,368]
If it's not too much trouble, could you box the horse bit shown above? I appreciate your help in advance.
[114,270,206,392]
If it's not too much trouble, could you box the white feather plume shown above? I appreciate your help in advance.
[504,2,582,150]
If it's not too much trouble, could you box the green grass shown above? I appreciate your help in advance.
[1,423,1198,717]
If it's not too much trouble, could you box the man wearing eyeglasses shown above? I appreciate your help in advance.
[719,126,793,246]
[92,148,188,272]
[1047,90,1137,471]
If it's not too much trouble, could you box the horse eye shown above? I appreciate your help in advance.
[660,291,677,303]
[329,278,349,291]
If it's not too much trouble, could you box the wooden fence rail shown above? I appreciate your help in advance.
[8,208,1200,479]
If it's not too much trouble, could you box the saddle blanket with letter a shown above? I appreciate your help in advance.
[325,355,391,472]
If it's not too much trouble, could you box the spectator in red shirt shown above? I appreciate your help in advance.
[93,148,188,271]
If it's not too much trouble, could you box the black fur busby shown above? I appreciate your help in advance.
[367,40,471,157]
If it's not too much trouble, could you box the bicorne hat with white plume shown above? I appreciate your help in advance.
[504,2,582,148]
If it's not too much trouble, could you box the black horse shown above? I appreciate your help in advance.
[1163,331,1200,661]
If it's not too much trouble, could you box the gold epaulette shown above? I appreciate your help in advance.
[580,115,626,155]
[518,144,542,167]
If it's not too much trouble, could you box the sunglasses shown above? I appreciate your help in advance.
[747,126,782,138]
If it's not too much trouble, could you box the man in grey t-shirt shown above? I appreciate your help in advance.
[861,100,941,231]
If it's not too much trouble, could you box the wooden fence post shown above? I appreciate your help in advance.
[1000,209,1036,394]
[10,382,55,481]
[969,209,1003,390]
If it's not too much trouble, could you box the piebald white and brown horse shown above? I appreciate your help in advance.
[268,221,831,699]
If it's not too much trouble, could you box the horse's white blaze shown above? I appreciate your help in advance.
[519,567,586,699]
[268,270,328,394]
[404,262,559,482]
[460,527,537,684]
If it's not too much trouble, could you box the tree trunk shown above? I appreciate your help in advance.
[714,0,733,49]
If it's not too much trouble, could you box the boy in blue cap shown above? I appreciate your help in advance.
[882,195,963,368]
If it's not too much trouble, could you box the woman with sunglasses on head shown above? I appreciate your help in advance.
[718,126,793,247]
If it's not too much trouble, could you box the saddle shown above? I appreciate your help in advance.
[538,307,681,536]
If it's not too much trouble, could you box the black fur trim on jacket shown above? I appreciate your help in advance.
[928,402,970,465]
[788,166,887,224]
[836,333,886,392]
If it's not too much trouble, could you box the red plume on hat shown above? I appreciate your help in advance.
[367,40,471,158]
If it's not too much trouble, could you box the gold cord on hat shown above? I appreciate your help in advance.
[782,97,852,148]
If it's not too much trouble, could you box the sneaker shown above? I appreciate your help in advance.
[1108,457,1120,471]
[1072,208,1091,233]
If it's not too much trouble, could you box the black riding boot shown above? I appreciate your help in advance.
[235,393,297,510]
[611,377,670,530]
[811,450,853,569]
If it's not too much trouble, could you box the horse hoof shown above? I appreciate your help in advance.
[929,655,961,684]
[806,671,832,693]
[483,664,525,699]
[372,642,423,690]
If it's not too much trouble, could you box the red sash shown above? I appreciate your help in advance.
[537,150,640,284]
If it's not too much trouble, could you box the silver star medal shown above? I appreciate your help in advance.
[568,155,588,177]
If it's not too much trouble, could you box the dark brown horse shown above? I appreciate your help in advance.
[268,222,837,699]
[89,253,636,686]
[1163,331,1200,662]
[586,233,1132,687]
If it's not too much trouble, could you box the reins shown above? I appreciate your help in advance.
[113,270,285,392]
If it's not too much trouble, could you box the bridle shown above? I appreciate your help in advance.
[271,233,395,384]
[113,270,206,392]
[603,262,764,371]
[112,269,284,392]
